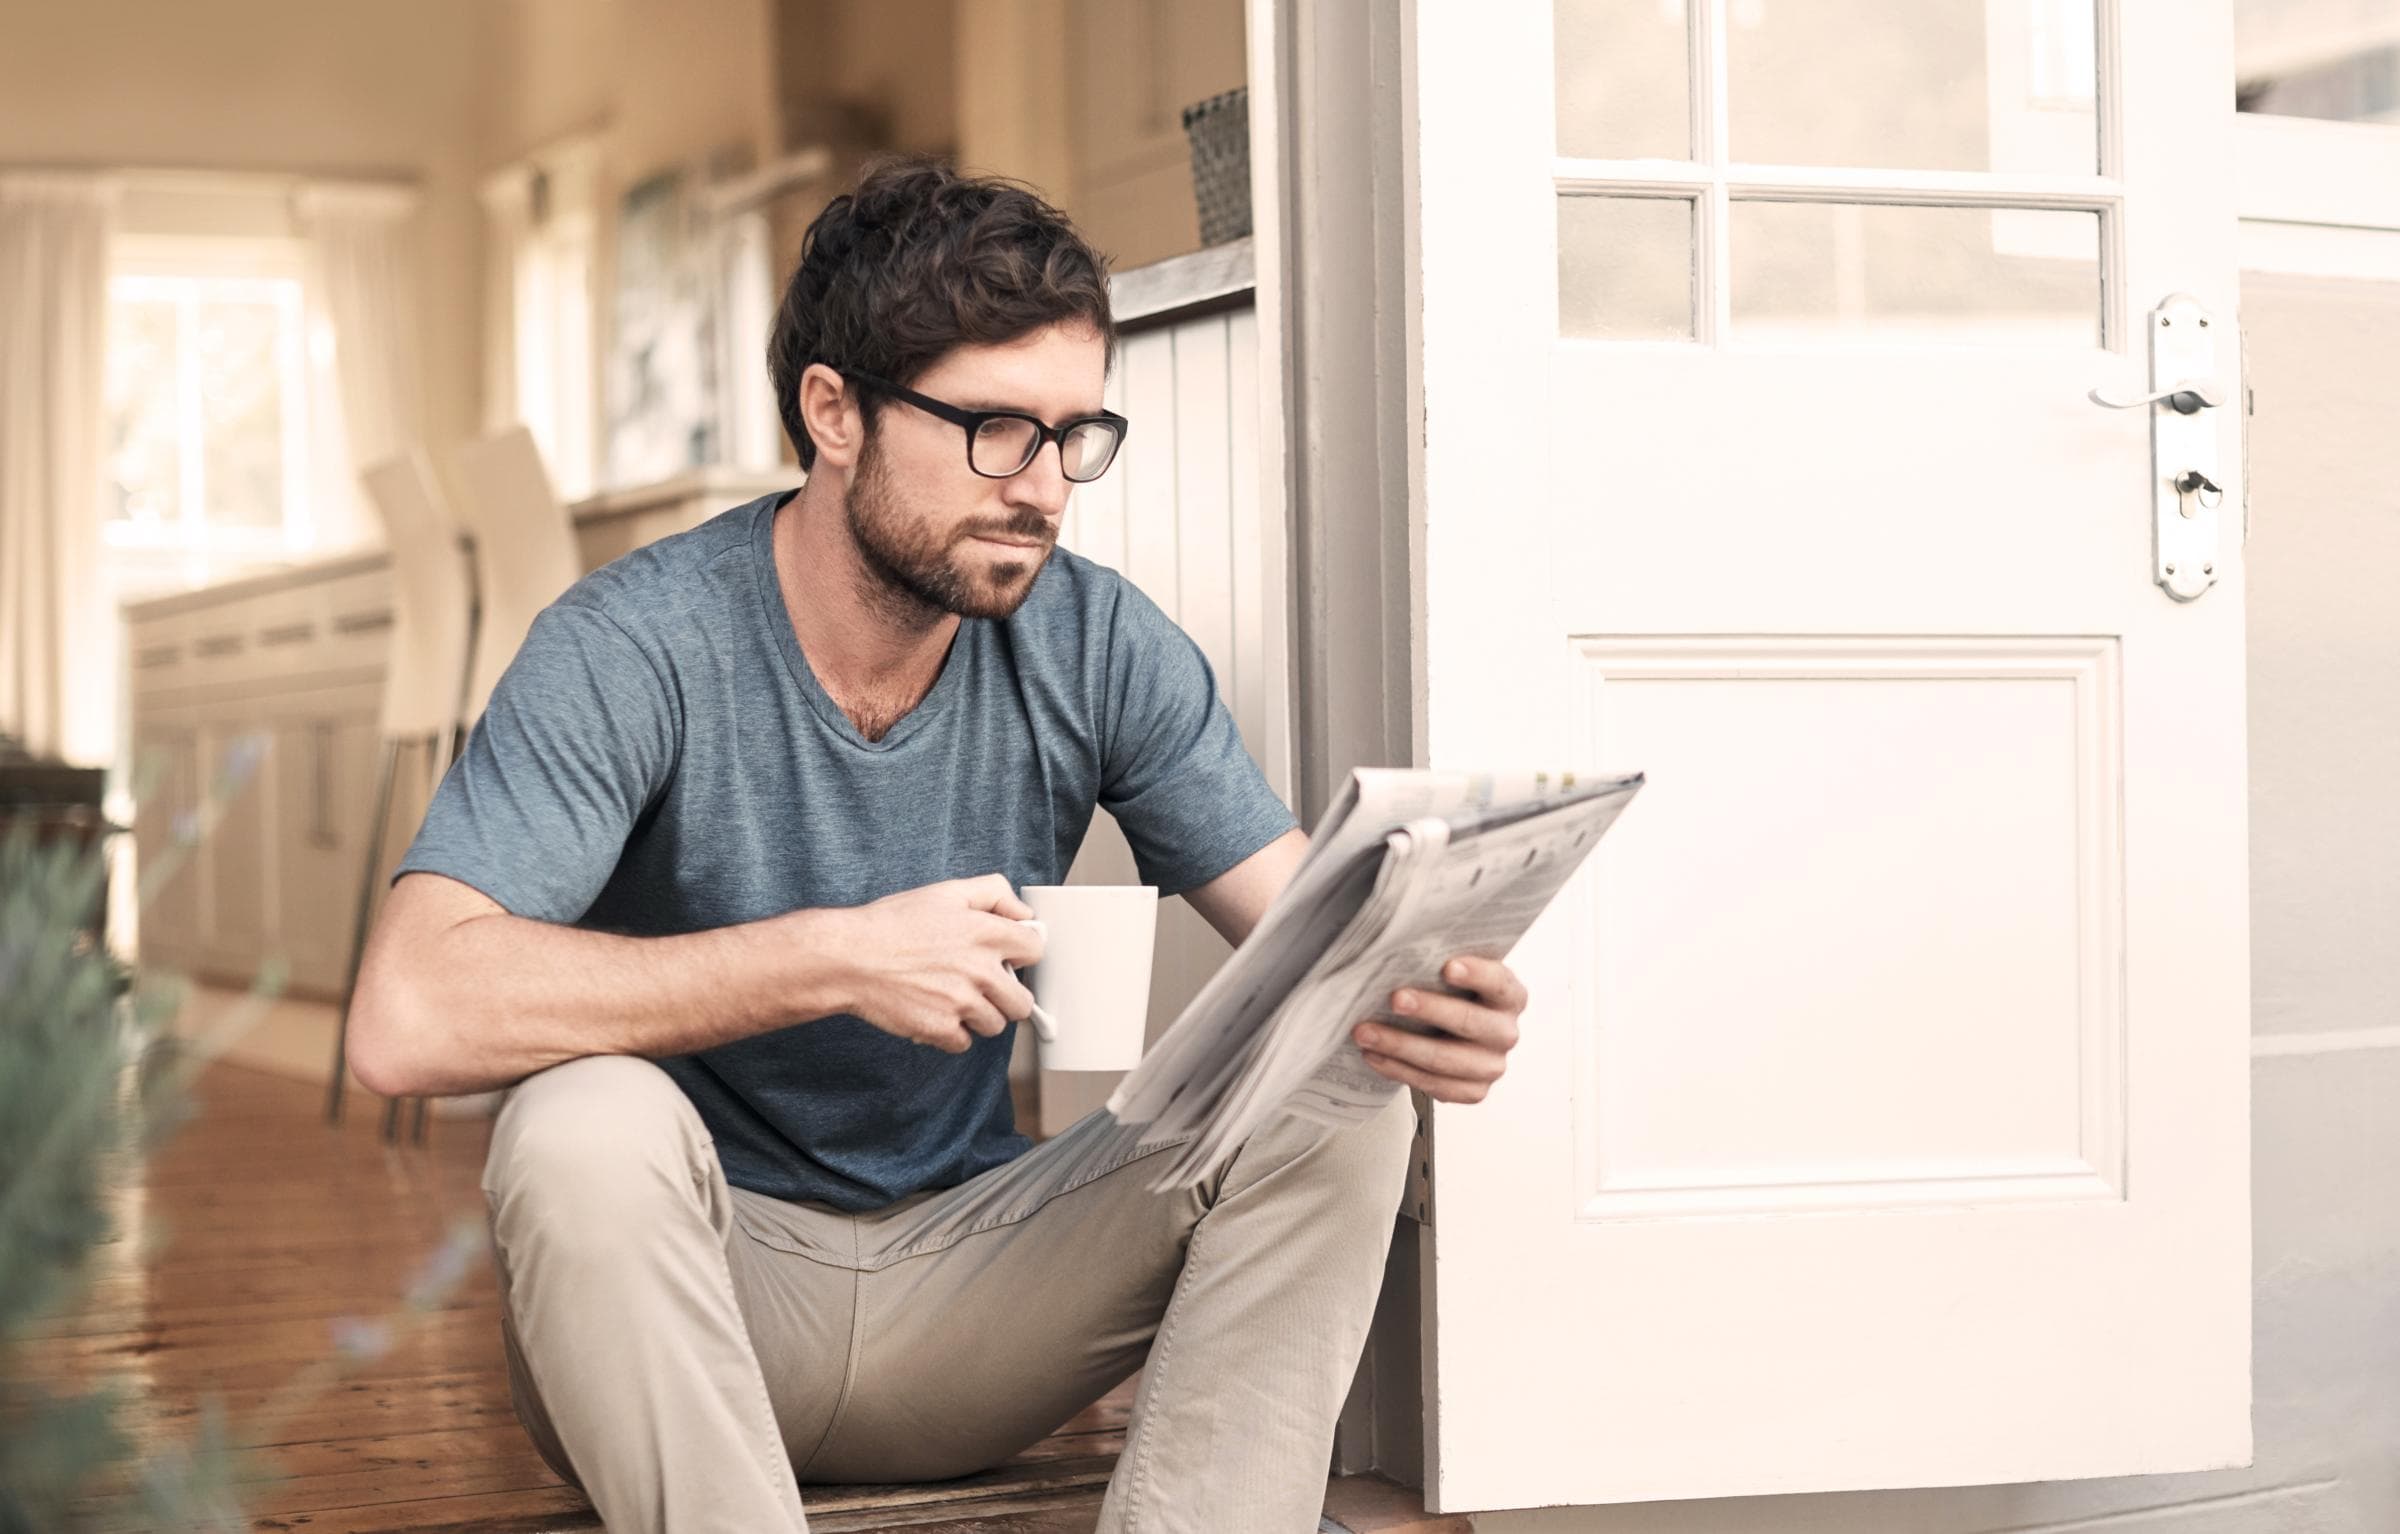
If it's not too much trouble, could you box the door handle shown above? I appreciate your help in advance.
[2088,380,2224,414]
[2106,294,2231,603]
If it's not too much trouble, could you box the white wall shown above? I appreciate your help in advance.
[952,0,1246,272]
[1067,0,1248,271]
[480,0,780,184]
[1466,238,2400,1534]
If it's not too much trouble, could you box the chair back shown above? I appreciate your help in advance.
[359,451,474,742]
[449,426,583,719]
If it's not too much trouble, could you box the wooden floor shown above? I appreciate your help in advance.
[19,1059,1138,1532]
[21,1056,1462,1533]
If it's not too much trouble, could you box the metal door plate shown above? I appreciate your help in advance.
[2147,294,2222,602]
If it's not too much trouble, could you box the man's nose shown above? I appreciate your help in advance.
[1005,437,1074,515]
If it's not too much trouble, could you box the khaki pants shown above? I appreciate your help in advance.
[480,1054,1418,1533]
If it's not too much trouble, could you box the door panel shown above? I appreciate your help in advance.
[1414,0,2249,1511]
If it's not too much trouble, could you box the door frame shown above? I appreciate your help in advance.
[1244,0,1432,1480]
[2235,112,2400,276]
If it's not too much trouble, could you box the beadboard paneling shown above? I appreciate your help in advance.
[1037,300,1284,1133]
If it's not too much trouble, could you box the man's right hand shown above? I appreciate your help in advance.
[826,874,1046,1054]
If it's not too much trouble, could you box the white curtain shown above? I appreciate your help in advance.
[294,182,427,506]
[0,173,116,765]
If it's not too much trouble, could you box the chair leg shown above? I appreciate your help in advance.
[411,1095,430,1145]
[328,737,402,1126]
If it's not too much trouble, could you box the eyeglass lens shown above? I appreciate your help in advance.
[970,416,1122,482]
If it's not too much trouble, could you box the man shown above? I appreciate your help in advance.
[349,156,1527,1534]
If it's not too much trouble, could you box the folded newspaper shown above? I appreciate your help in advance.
[1105,766,1647,1191]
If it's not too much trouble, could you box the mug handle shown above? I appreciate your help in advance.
[1010,917,1060,1044]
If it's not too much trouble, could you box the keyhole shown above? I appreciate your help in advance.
[2175,470,2223,513]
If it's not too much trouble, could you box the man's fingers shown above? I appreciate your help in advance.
[988,968,1036,1024]
[927,1022,975,1053]
[986,913,1045,968]
[960,872,1034,921]
[1355,1018,1506,1083]
[1444,954,1529,1013]
[971,954,1035,1018]
[1391,987,1517,1050]
[959,992,1009,1039]
[1359,1048,1490,1105]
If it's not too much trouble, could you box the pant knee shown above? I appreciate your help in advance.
[1346,1086,1421,1197]
[483,1054,712,1215]
[1229,1086,1419,1211]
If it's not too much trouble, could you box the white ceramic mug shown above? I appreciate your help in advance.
[1013,884,1158,1071]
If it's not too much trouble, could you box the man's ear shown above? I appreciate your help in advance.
[799,363,866,471]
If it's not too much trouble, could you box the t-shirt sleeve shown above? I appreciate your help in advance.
[393,602,678,923]
[1097,577,1297,897]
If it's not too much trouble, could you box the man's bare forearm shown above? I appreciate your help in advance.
[354,901,855,1098]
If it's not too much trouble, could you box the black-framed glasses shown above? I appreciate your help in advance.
[840,368,1130,483]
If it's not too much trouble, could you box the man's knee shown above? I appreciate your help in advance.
[1342,1086,1421,1198]
[483,1054,712,1218]
[1234,1085,1419,1209]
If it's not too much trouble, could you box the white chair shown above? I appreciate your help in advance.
[449,424,583,722]
[327,451,476,1143]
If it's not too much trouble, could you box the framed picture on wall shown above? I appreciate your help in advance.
[605,146,755,489]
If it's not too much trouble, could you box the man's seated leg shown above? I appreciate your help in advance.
[1094,1088,1419,1533]
[482,1054,814,1534]
[764,1085,1417,1533]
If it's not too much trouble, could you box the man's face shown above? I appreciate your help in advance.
[842,320,1108,622]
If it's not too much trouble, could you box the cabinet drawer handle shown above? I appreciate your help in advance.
[330,610,394,636]
[259,621,317,647]
[134,644,182,669]
[194,634,245,658]
[309,721,338,849]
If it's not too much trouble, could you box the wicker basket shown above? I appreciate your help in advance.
[1181,87,1252,246]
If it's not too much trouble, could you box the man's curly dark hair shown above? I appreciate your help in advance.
[766,155,1118,472]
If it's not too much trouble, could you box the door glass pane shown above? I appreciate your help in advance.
[1557,0,1692,159]
[2237,2,2400,122]
[1560,195,1694,340]
[1728,0,2098,173]
[1729,201,2101,345]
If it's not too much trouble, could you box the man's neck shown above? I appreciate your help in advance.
[772,479,959,727]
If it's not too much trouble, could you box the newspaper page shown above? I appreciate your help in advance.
[1275,789,1637,1130]
[1106,767,1645,1191]
[1105,769,1626,1127]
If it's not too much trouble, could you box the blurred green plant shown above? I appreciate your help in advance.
[0,737,488,1533]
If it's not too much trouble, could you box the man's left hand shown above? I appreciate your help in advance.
[1350,954,1528,1105]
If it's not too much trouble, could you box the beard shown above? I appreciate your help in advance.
[843,434,1053,623]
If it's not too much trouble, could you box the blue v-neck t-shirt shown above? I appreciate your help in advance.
[393,490,1295,1212]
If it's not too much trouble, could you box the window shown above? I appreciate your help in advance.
[513,206,598,500]
[104,238,329,581]
[105,272,311,554]
[486,141,603,501]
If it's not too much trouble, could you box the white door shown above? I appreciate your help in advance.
[1413,0,2251,1512]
